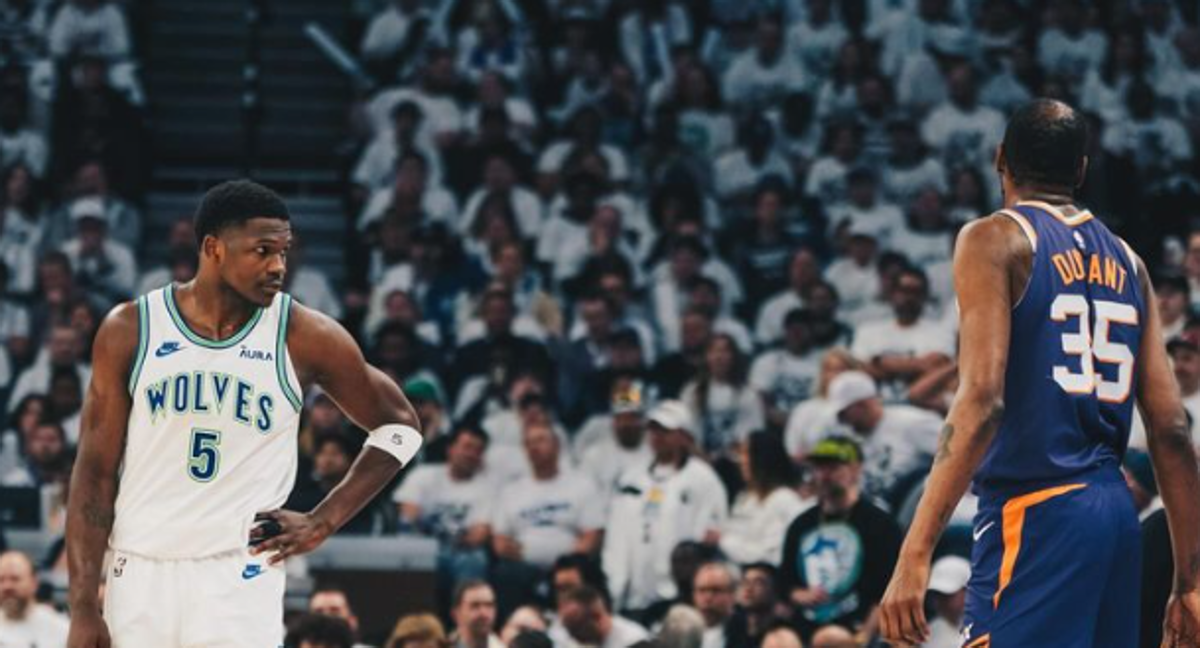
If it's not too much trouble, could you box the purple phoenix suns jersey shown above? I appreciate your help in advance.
[973,200,1146,498]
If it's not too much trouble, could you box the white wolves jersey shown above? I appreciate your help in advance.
[112,285,302,559]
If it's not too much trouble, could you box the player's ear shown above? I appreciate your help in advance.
[201,234,223,263]
[1075,155,1089,188]
[994,144,1007,177]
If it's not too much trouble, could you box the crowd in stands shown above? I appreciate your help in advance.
[3,0,1200,646]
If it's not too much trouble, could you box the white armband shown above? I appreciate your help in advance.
[364,424,423,465]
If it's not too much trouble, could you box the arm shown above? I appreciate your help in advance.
[907,360,958,414]
[66,302,138,647]
[1134,261,1200,645]
[253,303,421,562]
[880,216,1025,645]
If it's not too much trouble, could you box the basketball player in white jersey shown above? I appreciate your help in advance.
[64,180,424,648]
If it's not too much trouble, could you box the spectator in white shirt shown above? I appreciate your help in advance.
[358,151,460,232]
[44,161,142,252]
[722,15,807,110]
[47,0,130,60]
[491,422,604,611]
[750,309,822,431]
[720,431,809,566]
[786,0,848,81]
[922,556,970,648]
[352,99,440,200]
[852,265,955,402]
[713,115,795,205]
[603,401,728,613]
[827,167,904,250]
[559,584,649,648]
[1167,335,1200,447]
[450,581,505,648]
[395,426,494,607]
[0,97,46,178]
[0,164,45,296]
[921,62,1006,175]
[1156,27,1200,122]
[804,121,862,205]
[537,106,630,197]
[368,48,465,146]
[580,381,654,506]
[1102,79,1193,176]
[824,227,881,321]
[60,196,136,307]
[890,186,954,269]
[687,276,753,355]
[7,323,90,415]
[881,117,947,208]
[1037,0,1108,87]
[1156,273,1189,342]
[682,334,766,460]
[0,551,69,648]
[755,247,821,347]
[828,370,942,508]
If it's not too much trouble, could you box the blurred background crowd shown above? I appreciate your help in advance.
[1,0,1200,646]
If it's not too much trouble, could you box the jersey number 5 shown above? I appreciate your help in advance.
[1051,294,1139,403]
[188,429,222,482]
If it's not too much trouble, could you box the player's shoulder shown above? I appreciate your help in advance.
[955,211,1034,263]
[96,299,141,347]
[284,297,349,343]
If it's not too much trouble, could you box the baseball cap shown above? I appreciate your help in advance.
[404,377,441,405]
[828,371,878,413]
[928,556,971,595]
[612,381,646,415]
[808,436,863,464]
[647,400,695,438]
[70,197,107,224]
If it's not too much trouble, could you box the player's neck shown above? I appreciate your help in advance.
[1004,187,1076,210]
[175,279,260,339]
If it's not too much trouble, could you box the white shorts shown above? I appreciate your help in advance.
[104,548,286,648]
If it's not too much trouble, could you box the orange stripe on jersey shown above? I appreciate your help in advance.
[993,483,1089,609]
[1016,200,1094,226]
[963,634,991,648]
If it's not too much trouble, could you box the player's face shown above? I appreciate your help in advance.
[212,218,292,307]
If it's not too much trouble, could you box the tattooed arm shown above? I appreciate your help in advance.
[1133,259,1200,646]
[879,215,1029,646]
[66,303,138,648]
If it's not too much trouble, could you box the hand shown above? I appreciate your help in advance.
[68,609,112,648]
[1162,590,1200,647]
[789,586,830,607]
[249,510,334,565]
[879,559,931,647]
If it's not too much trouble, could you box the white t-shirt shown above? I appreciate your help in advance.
[754,291,804,347]
[920,103,1006,171]
[537,141,630,182]
[357,184,459,231]
[803,156,851,204]
[360,5,421,60]
[0,604,70,648]
[48,2,129,59]
[889,228,953,267]
[783,398,847,457]
[351,134,441,191]
[1102,117,1194,168]
[713,149,794,200]
[786,19,848,80]
[681,382,765,455]
[824,258,880,318]
[367,87,464,141]
[393,465,495,543]
[582,437,654,510]
[881,158,948,207]
[1037,28,1107,82]
[858,405,943,503]
[826,202,904,249]
[749,348,821,414]
[852,315,957,401]
[721,50,808,107]
[0,129,47,178]
[492,472,604,568]
[720,487,812,566]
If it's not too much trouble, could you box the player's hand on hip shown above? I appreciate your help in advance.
[879,560,931,647]
[249,509,334,565]
[67,610,112,648]
[1161,590,1200,647]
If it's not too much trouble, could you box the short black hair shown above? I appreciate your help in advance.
[1001,99,1089,189]
[194,180,290,249]
[450,424,491,448]
[285,613,353,648]
[314,431,361,458]
[510,631,554,648]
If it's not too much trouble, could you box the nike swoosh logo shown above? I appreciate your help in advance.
[973,521,996,541]
[155,343,185,357]
[242,564,265,580]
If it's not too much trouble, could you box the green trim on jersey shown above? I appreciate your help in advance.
[276,294,302,412]
[127,295,150,394]
[165,284,264,349]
